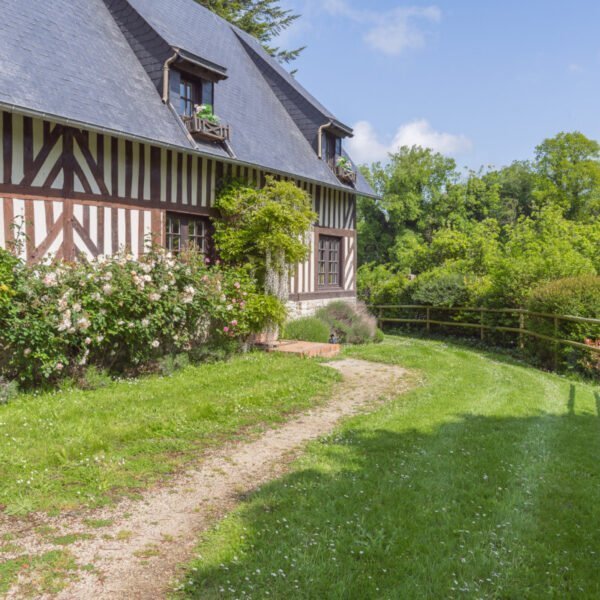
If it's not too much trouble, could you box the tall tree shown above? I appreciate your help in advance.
[195,0,304,64]
[534,132,600,220]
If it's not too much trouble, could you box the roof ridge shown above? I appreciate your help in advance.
[230,26,345,126]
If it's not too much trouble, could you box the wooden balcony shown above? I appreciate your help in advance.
[183,116,230,142]
[335,164,357,185]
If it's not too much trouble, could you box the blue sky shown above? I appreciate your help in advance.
[278,0,600,170]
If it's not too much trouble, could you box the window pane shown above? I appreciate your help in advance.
[166,216,181,253]
[180,78,202,117]
[202,80,214,108]
[318,236,341,288]
[188,219,206,253]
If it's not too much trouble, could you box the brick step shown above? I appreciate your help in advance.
[269,340,341,359]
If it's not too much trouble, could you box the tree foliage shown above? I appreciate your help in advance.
[357,132,600,308]
[194,0,304,64]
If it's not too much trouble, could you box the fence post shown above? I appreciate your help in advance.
[426,307,431,334]
[480,310,484,341]
[377,307,382,330]
[519,312,525,351]
[553,316,559,371]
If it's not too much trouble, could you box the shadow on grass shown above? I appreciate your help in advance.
[182,407,600,599]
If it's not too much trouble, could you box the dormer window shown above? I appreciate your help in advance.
[322,132,342,169]
[178,74,230,142]
[321,130,356,185]
[179,77,214,117]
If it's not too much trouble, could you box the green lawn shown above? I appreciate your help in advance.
[179,335,600,599]
[0,353,338,515]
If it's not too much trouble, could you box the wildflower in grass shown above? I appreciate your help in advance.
[149,292,161,302]
[151,340,160,348]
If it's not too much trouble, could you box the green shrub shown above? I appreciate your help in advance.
[243,293,287,333]
[0,248,273,388]
[411,267,470,307]
[526,275,600,374]
[0,248,18,310]
[282,317,330,343]
[315,301,380,344]
[357,264,409,305]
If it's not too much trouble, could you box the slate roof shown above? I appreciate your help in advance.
[0,0,190,147]
[0,0,375,197]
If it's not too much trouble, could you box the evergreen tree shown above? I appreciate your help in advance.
[195,0,304,65]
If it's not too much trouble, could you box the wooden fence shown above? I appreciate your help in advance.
[371,305,600,371]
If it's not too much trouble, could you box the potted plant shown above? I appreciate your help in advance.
[194,104,221,125]
[336,156,354,174]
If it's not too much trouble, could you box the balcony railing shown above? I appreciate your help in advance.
[183,116,230,142]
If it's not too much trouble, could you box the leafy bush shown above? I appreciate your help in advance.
[315,301,381,345]
[282,317,330,343]
[357,264,409,305]
[583,339,600,377]
[526,275,600,373]
[0,248,282,388]
[243,293,287,333]
[0,248,18,309]
[411,267,470,307]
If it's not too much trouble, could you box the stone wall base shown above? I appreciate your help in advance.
[286,296,357,320]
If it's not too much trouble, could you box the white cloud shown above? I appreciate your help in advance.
[323,1,441,56]
[347,119,473,163]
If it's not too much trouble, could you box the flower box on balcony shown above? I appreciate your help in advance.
[335,165,357,185]
[183,116,231,142]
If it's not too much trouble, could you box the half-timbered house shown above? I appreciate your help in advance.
[0,0,375,314]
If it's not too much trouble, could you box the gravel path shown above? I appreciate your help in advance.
[3,359,409,599]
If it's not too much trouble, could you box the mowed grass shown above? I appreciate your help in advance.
[0,353,338,515]
[179,336,600,599]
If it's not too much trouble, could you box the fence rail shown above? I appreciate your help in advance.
[370,304,600,371]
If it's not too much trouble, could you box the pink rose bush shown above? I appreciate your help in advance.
[0,247,285,387]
